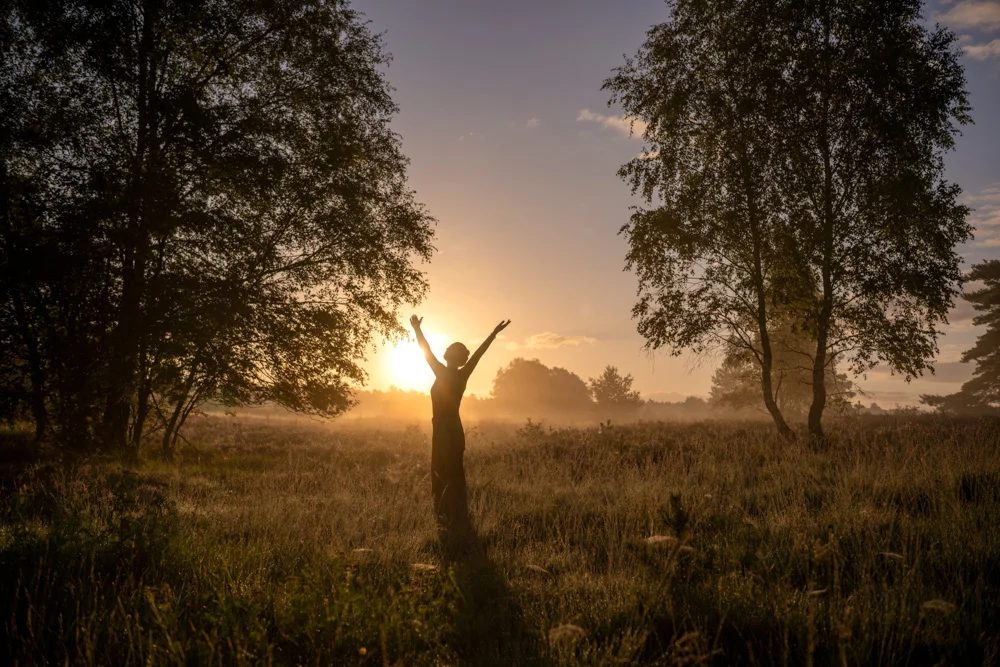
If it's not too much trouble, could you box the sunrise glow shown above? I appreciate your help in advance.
[383,332,452,392]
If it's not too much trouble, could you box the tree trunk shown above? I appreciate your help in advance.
[809,13,835,443]
[11,288,47,442]
[745,157,795,441]
[809,314,830,441]
[25,329,47,443]
[103,250,143,452]
[130,378,151,456]
[163,383,203,460]
[760,325,796,441]
[161,363,205,458]
[1,164,49,443]
[161,389,188,459]
[104,2,157,453]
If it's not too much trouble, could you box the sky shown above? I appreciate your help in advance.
[354,0,1000,407]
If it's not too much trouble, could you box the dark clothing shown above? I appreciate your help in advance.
[431,412,468,529]
[430,365,470,419]
[418,332,495,530]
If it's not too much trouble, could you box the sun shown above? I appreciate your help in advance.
[382,329,454,391]
[385,337,444,391]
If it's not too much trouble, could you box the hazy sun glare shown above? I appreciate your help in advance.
[384,332,452,391]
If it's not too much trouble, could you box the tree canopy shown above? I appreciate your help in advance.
[605,0,800,439]
[710,319,855,417]
[491,358,593,418]
[607,0,970,440]
[589,366,642,415]
[0,0,433,453]
[922,260,1000,415]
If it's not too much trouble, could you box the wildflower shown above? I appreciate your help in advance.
[878,552,904,562]
[549,623,586,647]
[411,563,438,572]
[921,600,956,614]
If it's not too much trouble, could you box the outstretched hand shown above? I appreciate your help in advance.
[491,319,511,337]
[410,314,423,331]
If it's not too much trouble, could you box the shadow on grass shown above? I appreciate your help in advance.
[440,523,543,666]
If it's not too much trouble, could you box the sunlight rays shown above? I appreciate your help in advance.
[384,332,452,391]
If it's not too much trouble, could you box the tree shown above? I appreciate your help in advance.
[607,0,971,441]
[776,0,971,439]
[0,16,116,445]
[0,0,433,453]
[922,260,1000,415]
[491,358,593,417]
[710,319,855,417]
[605,0,809,440]
[589,366,642,415]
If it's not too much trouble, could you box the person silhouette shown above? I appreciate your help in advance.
[410,315,511,531]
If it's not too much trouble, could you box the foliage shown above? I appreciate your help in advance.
[606,0,972,441]
[604,0,800,440]
[2,416,999,664]
[491,358,593,418]
[775,0,971,439]
[710,319,855,418]
[923,260,1000,415]
[588,366,642,414]
[0,0,433,454]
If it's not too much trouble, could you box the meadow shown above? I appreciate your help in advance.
[1,415,999,666]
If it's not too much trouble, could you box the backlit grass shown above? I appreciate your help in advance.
[2,416,998,665]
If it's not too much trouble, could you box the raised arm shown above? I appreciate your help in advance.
[410,315,444,375]
[462,319,511,377]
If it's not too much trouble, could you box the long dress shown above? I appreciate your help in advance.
[430,365,471,529]
[421,334,493,530]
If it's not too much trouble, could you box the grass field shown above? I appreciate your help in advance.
[2,416,999,665]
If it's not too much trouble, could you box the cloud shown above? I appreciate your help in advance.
[944,298,980,332]
[936,1,1000,30]
[964,38,1000,59]
[964,183,1000,247]
[523,332,597,349]
[869,361,973,383]
[505,341,521,351]
[948,298,978,323]
[935,343,969,363]
[925,361,976,383]
[862,360,976,380]
[861,391,927,407]
[966,183,1000,206]
[577,109,647,138]
[525,117,541,129]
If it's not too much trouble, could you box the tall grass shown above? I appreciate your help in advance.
[1,416,998,665]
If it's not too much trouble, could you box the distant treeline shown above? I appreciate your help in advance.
[346,387,716,425]
[342,357,892,425]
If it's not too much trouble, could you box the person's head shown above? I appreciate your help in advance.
[443,342,470,367]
